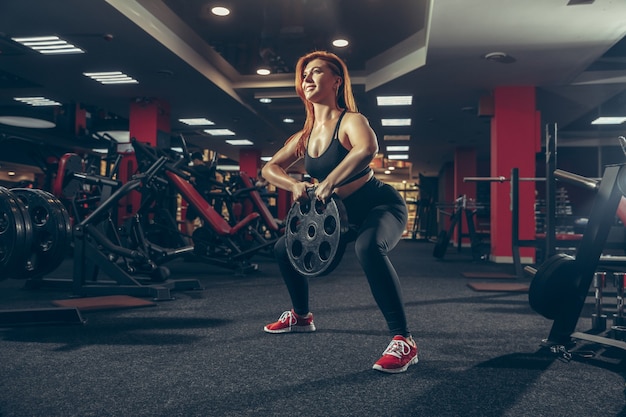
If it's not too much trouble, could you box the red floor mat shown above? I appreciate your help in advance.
[52,295,157,311]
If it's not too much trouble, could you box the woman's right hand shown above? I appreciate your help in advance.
[291,181,315,203]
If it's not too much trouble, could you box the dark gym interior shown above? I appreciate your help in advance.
[1,1,626,416]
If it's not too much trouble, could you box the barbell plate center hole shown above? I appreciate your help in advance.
[307,224,316,238]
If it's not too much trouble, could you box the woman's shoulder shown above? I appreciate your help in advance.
[342,111,372,127]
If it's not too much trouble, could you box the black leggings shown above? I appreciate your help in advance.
[275,177,410,337]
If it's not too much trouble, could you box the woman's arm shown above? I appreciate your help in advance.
[315,113,378,200]
[262,135,314,202]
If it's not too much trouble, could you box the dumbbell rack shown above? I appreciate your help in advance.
[531,163,626,351]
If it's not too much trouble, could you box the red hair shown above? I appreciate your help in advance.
[286,51,358,157]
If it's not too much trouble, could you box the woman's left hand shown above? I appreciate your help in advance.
[314,180,334,203]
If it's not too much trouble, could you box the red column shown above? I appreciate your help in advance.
[454,147,477,245]
[239,149,261,178]
[118,99,170,223]
[490,86,541,263]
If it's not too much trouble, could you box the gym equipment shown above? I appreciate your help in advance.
[285,188,349,277]
[591,272,607,332]
[614,272,625,326]
[11,188,72,280]
[524,161,626,351]
[133,138,277,273]
[69,152,202,300]
[432,195,487,260]
[0,186,33,279]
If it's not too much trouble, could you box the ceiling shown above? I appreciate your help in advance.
[1,0,626,181]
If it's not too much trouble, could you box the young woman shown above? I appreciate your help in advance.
[261,51,418,373]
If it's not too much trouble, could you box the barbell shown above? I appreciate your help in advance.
[285,188,350,278]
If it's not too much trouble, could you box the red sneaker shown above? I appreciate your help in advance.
[263,310,316,334]
[372,335,419,373]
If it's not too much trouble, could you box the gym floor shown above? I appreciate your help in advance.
[0,240,624,417]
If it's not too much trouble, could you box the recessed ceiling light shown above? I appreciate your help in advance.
[179,118,215,126]
[387,146,410,152]
[591,116,626,125]
[482,52,516,64]
[204,128,235,136]
[211,6,230,16]
[377,96,413,106]
[13,36,84,55]
[332,39,349,48]
[384,170,391,175]
[259,98,272,104]
[283,118,294,123]
[260,156,272,162]
[256,68,271,76]
[381,118,412,127]
[226,139,254,146]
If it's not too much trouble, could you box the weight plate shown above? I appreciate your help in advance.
[11,188,72,279]
[285,190,349,278]
[528,253,578,320]
[0,187,33,279]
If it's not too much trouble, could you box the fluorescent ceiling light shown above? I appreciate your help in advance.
[257,68,271,76]
[377,96,413,106]
[388,154,409,160]
[591,116,626,125]
[384,135,410,141]
[381,118,411,126]
[259,98,272,104]
[283,118,295,123]
[226,139,254,146]
[179,118,214,126]
[204,128,235,136]
[13,36,84,55]
[14,96,61,106]
[384,170,391,175]
[0,116,55,129]
[386,146,410,152]
[260,156,272,162]
[84,71,138,85]
[218,165,240,171]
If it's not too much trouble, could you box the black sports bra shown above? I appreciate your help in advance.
[304,110,371,186]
